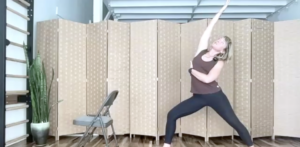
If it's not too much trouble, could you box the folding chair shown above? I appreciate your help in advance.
[73,90,119,147]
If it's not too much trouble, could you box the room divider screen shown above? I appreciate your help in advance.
[37,19,87,140]
[157,20,181,137]
[251,19,274,138]
[130,20,181,140]
[207,20,235,138]
[180,19,207,139]
[234,19,274,138]
[86,21,107,117]
[233,19,252,137]
[130,20,158,138]
[87,21,131,135]
[36,19,59,138]
[86,21,108,135]
[107,21,130,135]
[35,18,300,141]
[274,20,300,138]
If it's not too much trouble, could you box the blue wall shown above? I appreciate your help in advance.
[268,1,300,21]
[33,0,93,56]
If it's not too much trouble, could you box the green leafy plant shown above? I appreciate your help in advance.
[23,43,54,123]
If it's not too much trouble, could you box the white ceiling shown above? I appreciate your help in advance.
[104,0,294,23]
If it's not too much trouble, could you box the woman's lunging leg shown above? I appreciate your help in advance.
[164,95,206,145]
[209,91,254,147]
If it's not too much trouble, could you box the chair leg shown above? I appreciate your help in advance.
[111,124,118,147]
[81,136,89,147]
[77,126,93,147]
[91,127,97,135]
[101,127,109,147]
[88,127,97,142]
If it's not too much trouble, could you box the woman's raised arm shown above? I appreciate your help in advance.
[195,0,230,57]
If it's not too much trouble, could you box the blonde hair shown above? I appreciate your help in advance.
[214,36,233,61]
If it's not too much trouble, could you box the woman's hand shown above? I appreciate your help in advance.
[188,61,193,75]
[195,0,230,57]
[225,0,230,5]
[225,0,230,6]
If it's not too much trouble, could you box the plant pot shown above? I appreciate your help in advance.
[31,122,50,146]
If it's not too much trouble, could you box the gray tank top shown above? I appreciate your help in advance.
[190,50,221,94]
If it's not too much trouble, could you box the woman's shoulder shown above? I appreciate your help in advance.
[215,60,225,68]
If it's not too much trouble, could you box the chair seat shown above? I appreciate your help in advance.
[73,116,113,128]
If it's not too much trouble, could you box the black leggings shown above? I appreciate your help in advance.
[165,90,253,146]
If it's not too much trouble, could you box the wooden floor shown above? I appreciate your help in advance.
[25,135,300,147]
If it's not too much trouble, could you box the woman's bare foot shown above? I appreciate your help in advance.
[163,143,171,147]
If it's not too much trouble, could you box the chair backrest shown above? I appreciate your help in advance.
[95,90,119,117]
[103,90,119,107]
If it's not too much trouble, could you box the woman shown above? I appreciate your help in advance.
[163,0,254,147]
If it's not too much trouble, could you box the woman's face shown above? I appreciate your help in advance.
[211,37,227,53]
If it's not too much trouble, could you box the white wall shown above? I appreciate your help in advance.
[268,1,300,21]
[33,0,93,56]
[93,0,103,23]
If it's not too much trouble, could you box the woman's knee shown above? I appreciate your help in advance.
[167,110,178,121]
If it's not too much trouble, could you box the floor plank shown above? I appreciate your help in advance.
[26,135,300,147]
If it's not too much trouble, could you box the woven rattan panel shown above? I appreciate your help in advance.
[251,19,274,138]
[130,20,158,137]
[58,19,87,136]
[274,20,300,138]
[107,20,130,134]
[36,19,59,137]
[86,21,108,116]
[233,19,252,136]
[207,20,234,138]
[180,19,207,137]
[157,20,181,136]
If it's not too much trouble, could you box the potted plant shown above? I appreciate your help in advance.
[23,43,55,146]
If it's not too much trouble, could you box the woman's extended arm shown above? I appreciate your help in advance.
[194,0,230,57]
